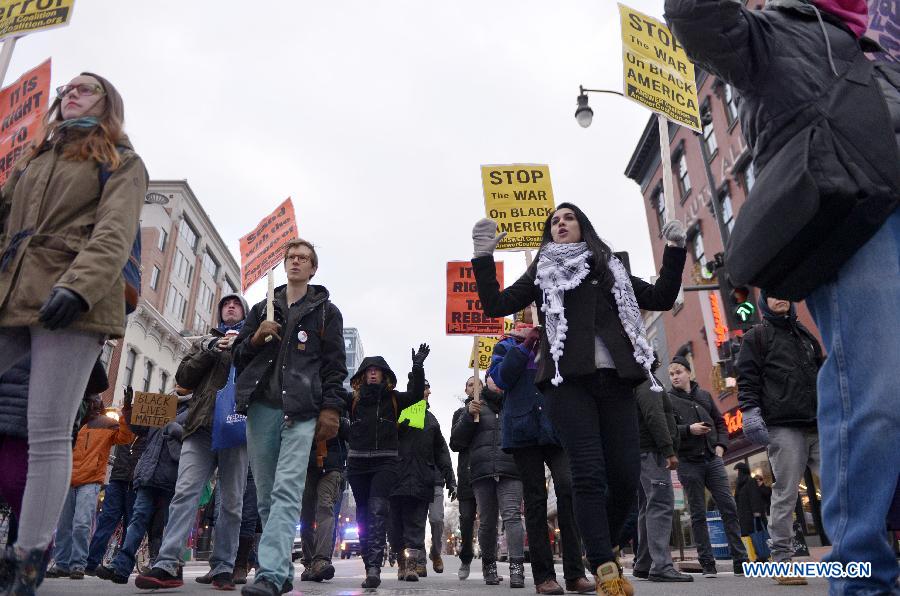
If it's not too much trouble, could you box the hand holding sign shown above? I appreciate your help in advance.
[252,320,281,347]
[661,220,686,248]
[472,218,507,257]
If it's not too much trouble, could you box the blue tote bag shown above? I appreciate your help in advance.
[211,367,247,451]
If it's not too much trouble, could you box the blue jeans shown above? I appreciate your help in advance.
[86,480,135,569]
[246,402,316,588]
[152,427,248,577]
[52,483,101,571]
[806,210,900,596]
[111,487,170,577]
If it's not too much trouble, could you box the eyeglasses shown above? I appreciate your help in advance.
[286,254,312,263]
[56,83,105,99]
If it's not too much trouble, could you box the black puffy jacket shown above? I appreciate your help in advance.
[670,382,729,461]
[449,389,518,483]
[0,357,28,440]
[737,302,823,427]
[393,409,455,502]
[132,405,188,493]
[451,403,475,500]
[347,356,424,459]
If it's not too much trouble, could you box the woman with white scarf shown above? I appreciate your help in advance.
[470,203,686,596]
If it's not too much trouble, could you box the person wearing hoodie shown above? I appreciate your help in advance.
[230,239,348,596]
[0,72,148,595]
[450,376,525,588]
[346,348,429,589]
[737,293,823,585]
[449,375,481,581]
[390,380,456,582]
[664,2,900,592]
[487,313,595,595]
[135,293,250,591]
[668,356,748,577]
[97,390,190,583]
[47,391,135,581]
[632,360,692,583]
[733,463,770,537]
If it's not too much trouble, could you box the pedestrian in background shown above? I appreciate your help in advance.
[450,376,482,581]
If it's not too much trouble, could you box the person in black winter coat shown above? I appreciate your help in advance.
[470,203,686,591]
[450,377,524,587]
[100,396,190,583]
[488,317,595,595]
[298,416,349,583]
[669,357,748,576]
[665,2,900,592]
[390,383,454,582]
[733,463,769,538]
[737,293,823,573]
[449,375,481,581]
[346,348,429,589]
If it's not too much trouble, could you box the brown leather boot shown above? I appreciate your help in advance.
[565,576,596,594]
[535,578,564,594]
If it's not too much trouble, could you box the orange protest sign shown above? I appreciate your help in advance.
[446,261,504,336]
[239,197,298,292]
[0,58,50,186]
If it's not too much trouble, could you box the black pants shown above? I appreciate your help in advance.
[388,496,428,554]
[458,497,476,564]
[348,463,397,570]
[544,370,640,570]
[513,444,586,584]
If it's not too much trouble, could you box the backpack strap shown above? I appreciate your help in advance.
[753,320,772,364]
[98,146,129,190]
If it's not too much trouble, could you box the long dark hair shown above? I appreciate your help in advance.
[536,202,612,274]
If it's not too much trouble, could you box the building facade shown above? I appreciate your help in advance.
[343,328,365,392]
[100,180,241,406]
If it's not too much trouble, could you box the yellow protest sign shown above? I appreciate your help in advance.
[618,3,701,132]
[398,399,426,429]
[482,164,555,251]
[132,392,177,428]
[469,336,500,371]
[0,0,75,42]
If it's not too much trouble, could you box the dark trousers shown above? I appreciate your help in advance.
[388,496,428,554]
[513,444,586,583]
[110,487,172,577]
[458,497,476,564]
[678,456,747,565]
[544,370,641,570]
[348,466,397,569]
[86,480,136,569]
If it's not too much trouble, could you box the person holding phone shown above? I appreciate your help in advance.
[668,356,748,577]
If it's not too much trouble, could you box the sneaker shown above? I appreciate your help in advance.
[240,577,281,596]
[95,564,128,584]
[135,567,184,590]
[212,571,236,590]
[733,560,747,576]
[595,562,629,596]
[83,566,97,577]
[309,559,335,582]
[631,568,649,580]
[701,562,717,577]
[69,569,85,580]
[458,561,470,580]
[197,570,215,584]
[649,569,694,582]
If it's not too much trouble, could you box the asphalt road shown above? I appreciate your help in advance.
[36,555,829,595]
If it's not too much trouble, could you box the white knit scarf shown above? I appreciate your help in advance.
[535,243,662,391]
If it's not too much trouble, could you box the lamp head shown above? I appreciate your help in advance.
[575,93,593,128]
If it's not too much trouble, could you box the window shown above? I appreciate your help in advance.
[142,360,154,393]
[721,188,735,232]
[743,165,756,192]
[223,278,236,297]
[193,312,210,334]
[692,232,706,263]
[124,348,137,387]
[179,218,198,250]
[157,227,168,252]
[165,284,188,322]
[723,84,739,125]
[160,371,169,394]
[99,342,113,372]
[150,265,161,291]
[702,101,718,157]
[174,250,194,287]
[202,251,219,277]
[676,152,692,199]
[199,282,215,315]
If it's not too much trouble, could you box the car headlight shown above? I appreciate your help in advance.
[341,541,347,550]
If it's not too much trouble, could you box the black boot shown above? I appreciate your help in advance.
[233,535,253,584]
[482,558,500,586]
[7,547,51,596]
[361,567,381,589]
[1,547,14,592]
[509,557,525,588]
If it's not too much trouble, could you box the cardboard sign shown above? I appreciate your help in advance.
[132,392,178,428]
[239,197,298,292]
[481,164,555,251]
[446,261,504,336]
[0,0,74,42]
[618,3,701,132]
[0,58,50,185]
[398,399,426,430]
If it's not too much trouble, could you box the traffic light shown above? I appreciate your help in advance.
[730,285,757,328]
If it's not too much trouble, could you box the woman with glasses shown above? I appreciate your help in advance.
[0,73,147,595]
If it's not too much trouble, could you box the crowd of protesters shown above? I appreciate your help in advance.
[0,0,898,594]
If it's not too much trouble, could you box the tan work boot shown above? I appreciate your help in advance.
[431,553,444,573]
[595,562,634,596]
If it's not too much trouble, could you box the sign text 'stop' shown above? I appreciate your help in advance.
[481,164,555,251]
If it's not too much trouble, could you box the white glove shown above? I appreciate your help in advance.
[662,220,687,248]
[472,218,508,257]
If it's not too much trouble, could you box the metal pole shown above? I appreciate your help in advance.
[0,37,19,87]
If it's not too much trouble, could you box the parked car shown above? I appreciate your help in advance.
[291,523,302,561]
[339,526,361,559]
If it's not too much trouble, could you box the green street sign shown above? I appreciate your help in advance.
[735,302,756,322]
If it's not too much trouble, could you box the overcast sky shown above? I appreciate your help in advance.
[8,0,669,447]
